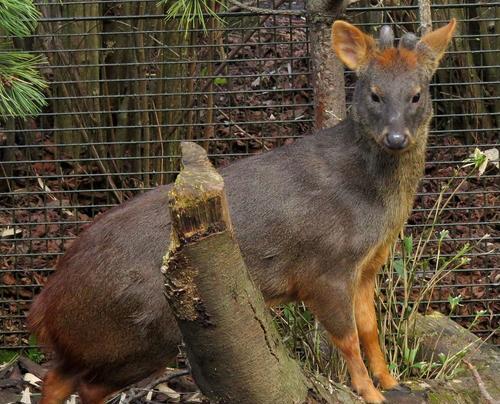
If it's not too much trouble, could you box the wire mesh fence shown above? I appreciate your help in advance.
[0,0,498,350]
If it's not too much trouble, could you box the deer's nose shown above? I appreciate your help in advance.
[384,132,409,150]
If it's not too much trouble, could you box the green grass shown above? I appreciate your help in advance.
[0,335,44,367]
[24,335,45,364]
[0,350,18,366]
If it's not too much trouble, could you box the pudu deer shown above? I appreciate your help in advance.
[28,19,456,404]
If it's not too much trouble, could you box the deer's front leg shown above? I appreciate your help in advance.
[302,276,385,404]
[355,272,398,390]
[356,247,399,390]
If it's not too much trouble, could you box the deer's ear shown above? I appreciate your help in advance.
[332,20,375,71]
[416,19,457,76]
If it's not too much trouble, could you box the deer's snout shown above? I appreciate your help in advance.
[384,132,409,150]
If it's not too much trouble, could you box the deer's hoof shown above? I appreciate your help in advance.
[387,383,411,393]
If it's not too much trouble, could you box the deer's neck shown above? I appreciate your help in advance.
[354,120,428,239]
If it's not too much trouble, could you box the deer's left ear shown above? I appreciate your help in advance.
[332,20,376,72]
[416,19,457,77]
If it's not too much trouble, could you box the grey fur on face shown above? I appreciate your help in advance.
[399,32,418,50]
[379,25,394,49]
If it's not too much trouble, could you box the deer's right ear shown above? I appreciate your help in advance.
[416,19,457,76]
[332,21,375,71]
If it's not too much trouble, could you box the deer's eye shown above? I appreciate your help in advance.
[371,92,381,103]
[411,92,421,103]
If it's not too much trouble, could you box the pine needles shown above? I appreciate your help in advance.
[161,0,226,33]
[0,0,47,120]
[0,0,40,37]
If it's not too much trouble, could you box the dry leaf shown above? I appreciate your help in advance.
[484,148,499,169]
[23,373,42,387]
[157,383,181,402]
[1,227,22,238]
[20,387,31,404]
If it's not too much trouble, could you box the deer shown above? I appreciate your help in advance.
[28,19,456,404]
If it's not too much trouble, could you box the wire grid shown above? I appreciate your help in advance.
[0,0,312,349]
[0,0,498,350]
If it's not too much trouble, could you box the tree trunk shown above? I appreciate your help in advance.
[306,1,348,129]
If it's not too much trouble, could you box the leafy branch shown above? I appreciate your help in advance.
[160,0,226,32]
[0,0,40,37]
[0,52,47,118]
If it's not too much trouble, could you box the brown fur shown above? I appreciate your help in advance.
[29,20,456,404]
[355,245,398,390]
[331,332,385,403]
[39,370,77,404]
[374,48,417,70]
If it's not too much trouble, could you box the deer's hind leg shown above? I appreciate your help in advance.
[77,381,118,404]
[39,367,77,404]
[355,245,398,390]
[302,276,385,403]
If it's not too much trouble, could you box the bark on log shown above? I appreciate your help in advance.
[410,312,500,404]
[163,142,311,404]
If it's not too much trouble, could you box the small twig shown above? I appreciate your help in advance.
[216,106,269,150]
[123,369,190,404]
[151,100,164,186]
[463,360,496,404]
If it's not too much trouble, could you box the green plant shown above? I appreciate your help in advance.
[377,234,473,380]
[0,0,47,119]
[0,349,18,366]
[160,0,226,32]
[24,335,45,364]
[376,149,492,380]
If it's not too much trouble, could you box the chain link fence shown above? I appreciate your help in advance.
[0,0,498,349]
